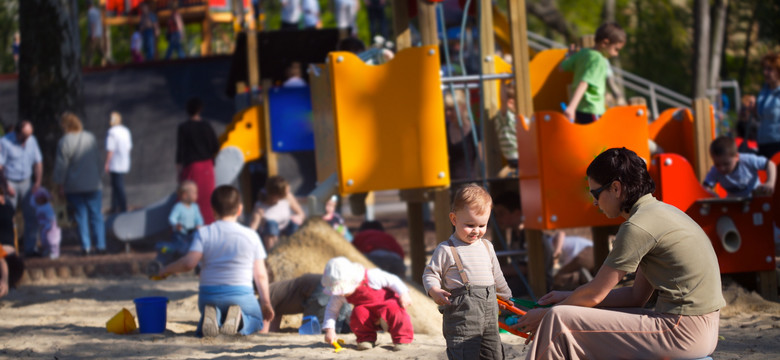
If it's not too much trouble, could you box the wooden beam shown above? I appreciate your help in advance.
[201,15,212,56]
[433,187,452,245]
[759,270,778,302]
[392,0,411,51]
[591,225,619,273]
[479,0,502,179]
[261,79,279,176]
[693,97,713,181]
[417,0,438,47]
[408,201,426,284]
[580,34,595,48]
[246,31,260,90]
[525,229,547,297]
[507,0,533,118]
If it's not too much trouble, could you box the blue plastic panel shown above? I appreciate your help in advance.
[268,86,315,152]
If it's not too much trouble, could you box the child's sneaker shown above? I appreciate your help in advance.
[220,305,241,335]
[202,305,219,337]
[356,342,374,351]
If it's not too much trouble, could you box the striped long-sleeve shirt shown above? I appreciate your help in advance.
[422,234,512,300]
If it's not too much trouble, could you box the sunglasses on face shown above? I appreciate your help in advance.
[590,180,615,200]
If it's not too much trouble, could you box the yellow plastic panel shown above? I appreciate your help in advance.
[220,104,264,162]
[529,49,572,112]
[309,64,338,183]
[328,46,449,194]
[521,106,650,230]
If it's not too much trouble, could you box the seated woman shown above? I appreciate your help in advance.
[515,147,724,359]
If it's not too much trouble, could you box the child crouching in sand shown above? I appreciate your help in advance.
[423,184,512,359]
[321,257,414,350]
[159,185,274,337]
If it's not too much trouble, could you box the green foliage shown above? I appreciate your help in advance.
[0,1,19,74]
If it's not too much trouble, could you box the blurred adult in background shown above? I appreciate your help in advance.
[164,1,186,60]
[280,0,301,29]
[301,0,321,29]
[176,98,219,224]
[0,121,42,257]
[53,113,106,255]
[365,0,387,42]
[334,0,359,36]
[86,1,108,66]
[139,2,159,60]
[756,53,780,159]
[105,111,132,213]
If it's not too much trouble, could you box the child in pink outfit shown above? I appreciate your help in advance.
[321,257,414,350]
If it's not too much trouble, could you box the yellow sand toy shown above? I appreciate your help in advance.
[331,339,345,353]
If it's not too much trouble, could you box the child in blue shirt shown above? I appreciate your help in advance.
[170,180,204,238]
[704,136,776,197]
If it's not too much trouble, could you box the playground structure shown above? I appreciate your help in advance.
[101,0,251,57]
[104,0,777,301]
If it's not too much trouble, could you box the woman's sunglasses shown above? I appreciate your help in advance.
[590,180,615,200]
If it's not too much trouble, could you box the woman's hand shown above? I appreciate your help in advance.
[537,290,572,306]
[512,307,549,342]
[324,328,337,344]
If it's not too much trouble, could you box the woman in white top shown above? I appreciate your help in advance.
[105,111,132,213]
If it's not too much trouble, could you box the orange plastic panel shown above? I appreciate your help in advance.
[328,46,449,194]
[649,108,695,164]
[649,153,714,212]
[520,105,650,230]
[219,104,264,163]
[687,199,775,273]
[529,49,572,112]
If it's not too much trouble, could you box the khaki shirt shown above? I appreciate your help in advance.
[605,194,726,315]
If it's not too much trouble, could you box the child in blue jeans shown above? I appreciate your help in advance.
[159,185,274,337]
[248,176,305,250]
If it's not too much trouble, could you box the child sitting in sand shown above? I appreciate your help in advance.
[159,185,274,337]
[704,136,776,197]
[423,184,512,359]
[322,195,352,241]
[169,180,204,244]
[29,188,60,259]
[248,176,305,250]
[321,256,413,351]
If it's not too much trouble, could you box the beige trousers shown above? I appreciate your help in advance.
[526,305,719,360]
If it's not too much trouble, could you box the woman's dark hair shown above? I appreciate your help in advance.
[358,220,384,232]
[586,147,655,214]
[186,97,203,117]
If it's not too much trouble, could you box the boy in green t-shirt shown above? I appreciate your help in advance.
[561,22,626,124]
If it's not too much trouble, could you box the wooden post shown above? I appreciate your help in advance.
[591,225,619,272]
[407,201,426,283]
[433,187,451,244]
[391,0,411,50]
[246,31,260,91]
[692,97,713,181]
[261,79,278,176]
[759,270,778,302]
[629,97,647,106]
[507,0,533,118]
[525,229,547,297]
[201,14,212,56]
[580,34,595,48]
[479,0,502,179]
[417,0,438,47]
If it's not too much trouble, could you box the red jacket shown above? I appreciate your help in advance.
[352,230,404,259]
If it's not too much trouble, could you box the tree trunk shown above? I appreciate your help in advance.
[692,0,711,99]
[18,0,83,180]
[738,0,759,89]
[708,0,729,102]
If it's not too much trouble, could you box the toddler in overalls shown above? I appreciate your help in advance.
[321,257,414,351]
[423,184,513,359]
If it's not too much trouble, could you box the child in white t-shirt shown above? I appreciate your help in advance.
[248,176,305,250]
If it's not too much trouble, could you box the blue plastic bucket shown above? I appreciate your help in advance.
[133,296,168,333]
[298,315,321,335]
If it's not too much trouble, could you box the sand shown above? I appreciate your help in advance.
[2,219,779,358]
[0,274,778,359]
